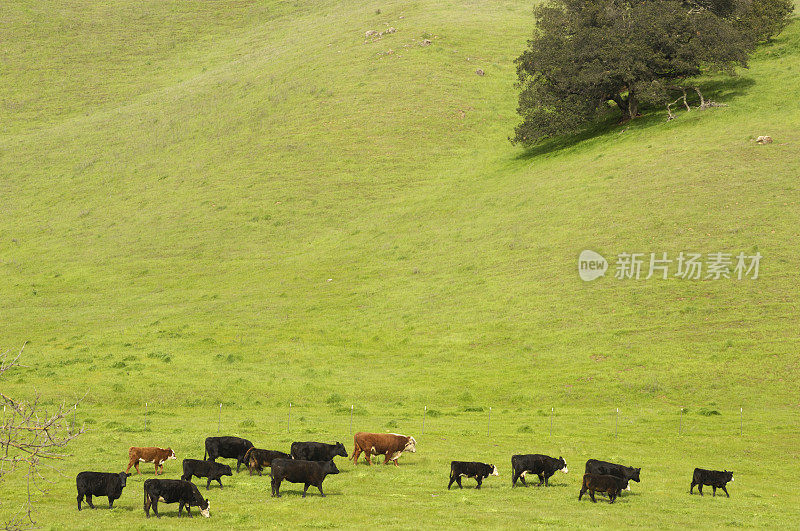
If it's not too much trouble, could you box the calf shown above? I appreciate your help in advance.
[352,432,417,466]
[181,459,232,490]
[270,458,339,498]
[579,473,627,503]
[690,468,733,497]
[290,441,348,462]
[585,459,640,491]
[511,454,568,487]
[143,478,210,518]
[76,471,131,510]
[126,447,176,475]
[448,461,499,489]
[204,436,254,472]
[243,448,291,476]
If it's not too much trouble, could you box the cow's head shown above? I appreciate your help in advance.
[334,442,348,458]
[117,472,132,487]
[324,460,340,475]
[220,464,233,477]
[405,436,417,453]
[559,457,568,474]
[724,470,734,483]
[168,448,177,460]
[490,465,499,477]
[200,499,210,518]
[631,467,641,482]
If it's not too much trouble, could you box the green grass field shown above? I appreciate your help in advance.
[2,0,800,528]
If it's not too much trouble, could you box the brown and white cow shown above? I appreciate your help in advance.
[352,432,416,467]
[126,447,176,475]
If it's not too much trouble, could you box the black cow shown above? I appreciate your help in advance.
[76,471,131,510]
[579,473,627,503]
[244,448,292,476]
[204,436,254,472]
[144,478,210,518]
[585,459,640,491]
[448,461,499,489]
[690,468,734,497]
[511,454,568,487]
[270,458,339,498]
[181,459,232,489]
[290,441,348,462]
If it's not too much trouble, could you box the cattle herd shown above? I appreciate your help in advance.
[75,431,735,518]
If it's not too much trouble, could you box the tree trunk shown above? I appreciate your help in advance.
[611,91,640,122]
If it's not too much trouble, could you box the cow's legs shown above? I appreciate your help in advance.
[318,483,325,497]
[698,484,703,496]
[302,483,309,498]
[352,445,361,465]
[475,477,483,489]
[236,458,242,473]
[538,474,545,486]
[690,481,695,494]
[85,494,95,509]
[363,450,371,466]
[207,478,212,490]
[154,462,160,475]
[77,493,84,510]
[152,500,160,518]
[383,454,391,465]
[609,491,616,504]
[519,474,528,487]
[393,459,399,467]
[712,486,716,496]
[144,495,151,517]
[217,478,223,488]
[579,486,586,500]
[544,474,550,487]
[178,502,184,517]
[448,475,456,490]
[456,476,463,489]
[125,458,134,474]
[186,506,192,517]
[134,461,141,475]
[590,490,596,503]
[722,486,730,498]
[108,496,115,509]
[272,478,281,497]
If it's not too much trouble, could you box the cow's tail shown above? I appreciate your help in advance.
[243,447,254,467]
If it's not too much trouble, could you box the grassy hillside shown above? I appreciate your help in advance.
[1,0,799,528]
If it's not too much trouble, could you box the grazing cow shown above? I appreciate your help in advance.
[290,441,348,462]
[352,432,417,466]
[76,471,131,510]
[579,473,627,503]
[243,448,291,476]
[690,468,734,497]
[448,461,499,489]
[143,479,210,518]
[126,447,176,475]
[181,459,232,490]
[511,454,568,487]
[584,459,640,491]
[270,458,339,498]
[204,436,254,473]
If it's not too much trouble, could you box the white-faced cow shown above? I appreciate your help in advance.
[352,432,416,466]
[584,459,640,491]
[511,454,568,487]
[126,447,176,475]
[448,461,499,489]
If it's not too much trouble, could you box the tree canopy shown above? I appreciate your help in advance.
[512,0,794,145]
